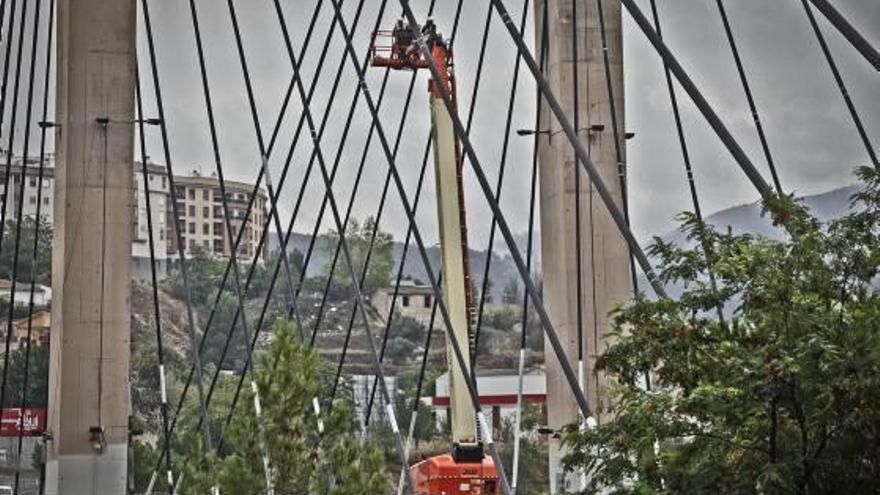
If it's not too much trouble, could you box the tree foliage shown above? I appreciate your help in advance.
[179,320,389,494]
[0,216,51,285]
[3,345,48,408]
[562,168,880,494]
[324,217,393,296]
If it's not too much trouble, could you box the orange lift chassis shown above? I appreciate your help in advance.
[372,20,499,495]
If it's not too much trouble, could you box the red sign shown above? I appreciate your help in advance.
[0,408,46,436]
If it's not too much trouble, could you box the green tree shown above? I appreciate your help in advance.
[0,216,52,285]
[502,276,521,304]
[168,247,227,305]
[562,167,880,494]
[4,345,49,407]
[325,217,393,295]
[179,320,389,494]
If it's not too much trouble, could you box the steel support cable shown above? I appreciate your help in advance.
[161,0,341,447]
[325,0,451,417]
[16,2,51,493]
[512,4,548,490]
[574,0,587,404]
[9,0,42,490]
[213,0,385,440]
[0,0,30,417]
[0,0,6,40]
[261,0,383,408]
[302,40,396,351]
[360,0,497,422]
[371,0,518,432]
[800,0,879,169]
[264,0,377,360]
[264,2,416,489]
[205,0,360,356]
[139,0,214,452]
[190,0,329,350]
[363,140,434,429]
[647,0,725,324]
[715,0,784,194]
[402,0,640,432]
[220,0,313,359]
[488,0,670,301]
[272,0,375,315]
[0,0,19,141]
[212,3,392,462]
[807,0,880,72]
[284,0,390,347]
[360,0,506,427]
[325,65,406,405]
[171,0,328,365]
[187,0,276,490]
[453,2,493,370]
[617,0,778,198]
[382,142,438,495]
[325,2,516,493]
[595,0,639,292]
[158,0,331,452]
[135,76,176,493]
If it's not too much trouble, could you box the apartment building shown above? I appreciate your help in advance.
[0,155,54,225]
[0,156,266,277]
[168,171,268,263]
[132,161,172,278]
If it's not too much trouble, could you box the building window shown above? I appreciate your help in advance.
[188,189,195,200]
[28,196,35,205]
[162,177,166,189]
[188,239,195,250]
[203,239,210,248]
[43,197,48,205]
[423,295,431,308]
[203,224,209,235]
[29,178,36,187]
[159,228,165,241]
[188,205,195,217]
[203,189,210,201]
[203,206,209,218]
[188,222,195,234]
[402,296,410,308]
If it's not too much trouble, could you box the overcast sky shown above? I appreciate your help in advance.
[133,0,879,250]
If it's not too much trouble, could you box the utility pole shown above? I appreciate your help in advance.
[534,0,630,492]
[45,0,136,493]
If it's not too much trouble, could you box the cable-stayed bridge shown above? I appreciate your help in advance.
[0,0,875,493]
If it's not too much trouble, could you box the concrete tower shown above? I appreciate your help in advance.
[534,0,631,492]
[46,0,136,493]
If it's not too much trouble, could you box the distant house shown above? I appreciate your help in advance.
[6,310,50,352]
[370,280,438,329]
[0,279,51,307]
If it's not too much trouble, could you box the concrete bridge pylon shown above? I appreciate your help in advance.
[533,0,631,492]
[46,0,136,493]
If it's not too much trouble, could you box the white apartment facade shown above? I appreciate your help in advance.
[0,156,267,279]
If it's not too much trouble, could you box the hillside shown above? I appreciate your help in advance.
[268,232,526,302]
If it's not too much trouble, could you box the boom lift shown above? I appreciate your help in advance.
[372,20,498,495]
